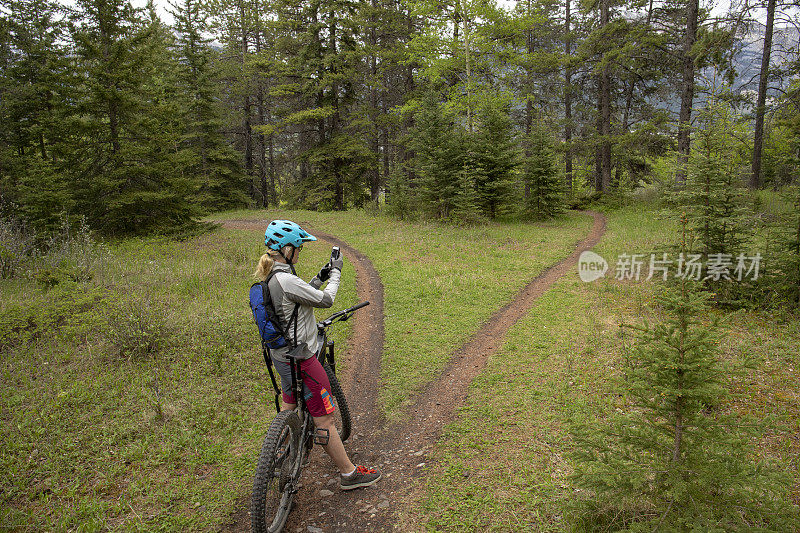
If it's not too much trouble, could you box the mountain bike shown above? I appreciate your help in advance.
[250,301,369,533]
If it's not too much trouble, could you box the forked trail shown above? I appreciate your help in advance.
[220,210,606,532]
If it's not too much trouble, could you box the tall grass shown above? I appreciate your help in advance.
[0,225,358,530]
[413,203,800,531]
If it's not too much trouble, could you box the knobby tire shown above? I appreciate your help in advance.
[323,362,351,443]
[251,410,302,533]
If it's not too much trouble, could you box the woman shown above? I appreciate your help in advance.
[254,219,381,490]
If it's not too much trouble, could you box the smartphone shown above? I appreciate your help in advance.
[331,246,341,260]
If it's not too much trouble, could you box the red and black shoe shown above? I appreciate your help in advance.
[339,465,381,490]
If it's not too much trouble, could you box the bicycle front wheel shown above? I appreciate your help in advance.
[251,410,302,533]
[323,362,352,442]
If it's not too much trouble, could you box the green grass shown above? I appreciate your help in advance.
[214,208,595,420]
[0,229,357,531]
[412,203,800,531]
[1,208,592,530]
[3,201,797,531]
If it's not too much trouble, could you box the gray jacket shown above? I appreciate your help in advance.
[267,261,340,362]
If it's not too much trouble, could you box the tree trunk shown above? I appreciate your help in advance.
[525,0,534,199]
[597,0,612,192]
[456,0,473,132]
[750,0,776,190]
[382,124,390,195]
[676,0,699,185]
[672,394,684,462]
[381,72,390,197]
[240,3,253,200]
[564,0,573,194]
[269,133,276,205]
[39,132,47,160]
[255,29,268,207]
[369,0,381,204]
[331,18,344,211]
[109,100,120,156]
[525,98,532,199]
[101,21,120,155]
[796,199,800,306]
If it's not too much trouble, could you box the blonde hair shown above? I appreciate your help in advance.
[254,249,281,281]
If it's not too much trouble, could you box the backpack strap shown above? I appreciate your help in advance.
[264,271,300,348]
[261,345,281,413]
[260,270,300,413]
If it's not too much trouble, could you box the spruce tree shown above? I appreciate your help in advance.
[169,0,246,212]
[569,217,798,531]
[667,98,753,305]
[271,0,371,210]
[472,100,518,219]
[522,120,563,220]
[0,0,73,233]
[769,184,800,310]
[681,100,752,258]
[408,93,477,222]
[69,0,197,234]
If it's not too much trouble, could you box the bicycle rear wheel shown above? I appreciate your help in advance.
[251,410,302,533]
[323,362,351,442]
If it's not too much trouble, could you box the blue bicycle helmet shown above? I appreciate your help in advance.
[264,220,317,251]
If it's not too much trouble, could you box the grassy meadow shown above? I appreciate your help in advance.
[1,208,593,530]
[0,228,360,531]
[215,209,596,420]
[411,199,800,531]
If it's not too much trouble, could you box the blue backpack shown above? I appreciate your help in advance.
[249,272,297,350]
[249,272,299,413]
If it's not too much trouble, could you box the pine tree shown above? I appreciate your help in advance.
[472,100,518,219]
[408,93,477,222]
[405,0,498,130]
[669,99,752,260]
[169,0,246,212]
[357,0,412,205]
[69,0,198,234]
[569,217,798,531]
[522,121,564,220]
[665,98,763,308]
[0,0,73,234]
[768,184,800,310]
[272,0,371,210]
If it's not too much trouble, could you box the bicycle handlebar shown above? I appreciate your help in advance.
[345,301,370,313]
[318,301,370,329]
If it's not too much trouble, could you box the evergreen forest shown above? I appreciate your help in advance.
[1,0,798,231]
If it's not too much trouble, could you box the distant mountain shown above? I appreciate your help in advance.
[731,24,797,97]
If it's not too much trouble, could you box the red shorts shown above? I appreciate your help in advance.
[274,356,336,417]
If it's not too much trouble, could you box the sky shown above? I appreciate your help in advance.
[59,0,742,27]
[57,0,788,31]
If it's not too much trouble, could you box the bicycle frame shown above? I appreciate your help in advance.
[275,358,314,500]
[316,327,336,373]
[315,300,369,374]
[252,301,369,533]
[283,300,371,455]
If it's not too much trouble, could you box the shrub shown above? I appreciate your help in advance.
[0,305,41,353]
[0,282,108,353]
[34,216,110,287]
[105,295,171,359]
[0,215,36,279]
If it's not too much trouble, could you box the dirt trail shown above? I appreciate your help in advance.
[218,211,606,532]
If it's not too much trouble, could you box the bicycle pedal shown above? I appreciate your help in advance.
[313,428,330,446]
